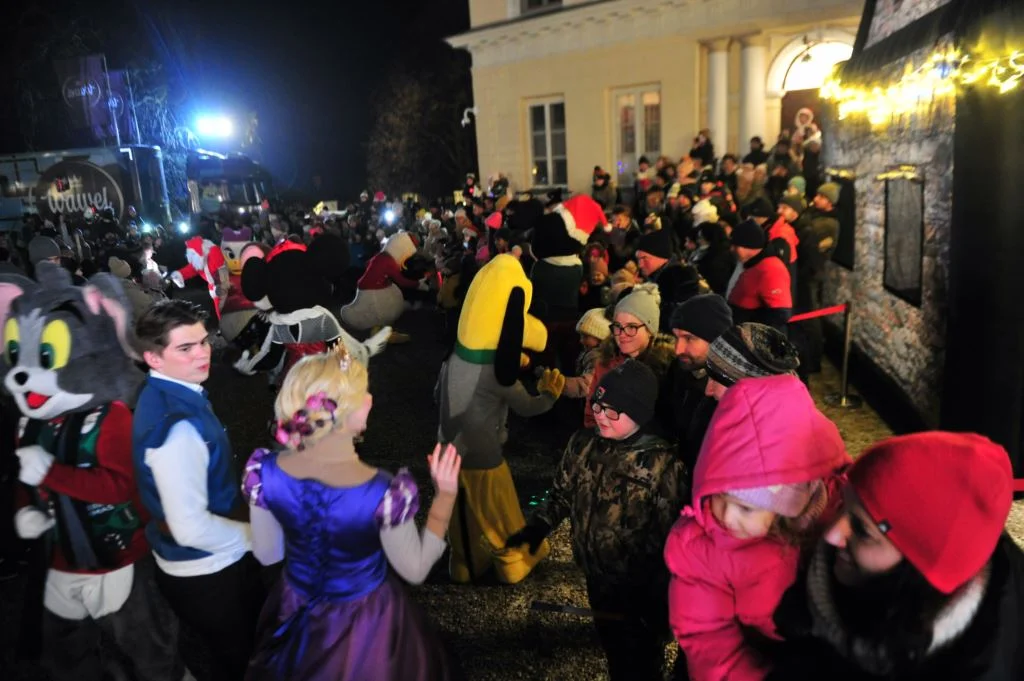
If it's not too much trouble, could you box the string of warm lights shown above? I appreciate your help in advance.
[820,46,1024,126]
[825,166,857,180]
[875,165,921,181]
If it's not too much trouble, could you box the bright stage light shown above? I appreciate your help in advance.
[195,116,234,138]
[178,222,190,234]
[384,209,395,225]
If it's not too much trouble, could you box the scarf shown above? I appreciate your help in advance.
[805,542,990,676]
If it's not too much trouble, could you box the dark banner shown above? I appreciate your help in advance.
[53,55,113,141]
[106,70,134,143]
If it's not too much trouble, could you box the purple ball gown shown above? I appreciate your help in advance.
[242,449,456,681]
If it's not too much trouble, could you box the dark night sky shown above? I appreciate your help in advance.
[1,0,471,199]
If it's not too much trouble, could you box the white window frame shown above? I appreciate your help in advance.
[521,0,561,16]
[527,97,567,189]
[611,85,662,188]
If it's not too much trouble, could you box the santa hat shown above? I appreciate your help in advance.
[551,195,610,245]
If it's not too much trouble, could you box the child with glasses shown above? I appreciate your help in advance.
[507,360,687,681]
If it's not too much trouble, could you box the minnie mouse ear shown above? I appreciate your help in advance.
[241,257,268,302]
[306,233,348,277]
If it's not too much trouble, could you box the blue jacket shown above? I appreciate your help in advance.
[132,375,240,562]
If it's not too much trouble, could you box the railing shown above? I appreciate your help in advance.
[789,301,861,409]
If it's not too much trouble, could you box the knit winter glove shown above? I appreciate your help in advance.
[536,368,566,400]
[14,507,56,539]
[16,445,55,487]
[505,521,551,555]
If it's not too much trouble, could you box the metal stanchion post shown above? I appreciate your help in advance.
[825,302,863,409]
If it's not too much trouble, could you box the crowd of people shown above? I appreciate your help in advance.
[0,126,1021,681]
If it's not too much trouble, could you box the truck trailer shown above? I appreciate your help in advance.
[0,144,171,230]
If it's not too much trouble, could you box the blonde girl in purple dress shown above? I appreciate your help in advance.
[242,343,462,680]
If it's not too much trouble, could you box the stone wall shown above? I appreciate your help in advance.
[864,0,952,47]
[821,44,954,425]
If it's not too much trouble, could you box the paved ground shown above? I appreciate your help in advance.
[2,306,1021,680]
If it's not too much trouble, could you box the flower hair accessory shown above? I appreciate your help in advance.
[274,391,339,451]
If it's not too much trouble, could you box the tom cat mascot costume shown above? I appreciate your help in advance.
[437,254,566,583]
[0,263,183,681]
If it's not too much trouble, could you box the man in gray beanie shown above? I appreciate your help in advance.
[665,293,734,471]
[28,235,62,268]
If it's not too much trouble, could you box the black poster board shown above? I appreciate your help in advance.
[829,174,856,270]
[883,175,924,306]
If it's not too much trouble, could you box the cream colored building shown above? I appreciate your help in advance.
[448,0,863,196]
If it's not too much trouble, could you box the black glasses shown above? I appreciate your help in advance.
[591,402,621,421]
[610,322,644,337]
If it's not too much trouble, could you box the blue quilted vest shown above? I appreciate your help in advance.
[132,375,240,562]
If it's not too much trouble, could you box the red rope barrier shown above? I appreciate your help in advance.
[789,303,849,324]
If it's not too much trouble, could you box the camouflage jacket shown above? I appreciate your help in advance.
[535,429,688,583]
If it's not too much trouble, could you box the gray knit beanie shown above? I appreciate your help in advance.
[28,236,61,265]
[614,283,662,335]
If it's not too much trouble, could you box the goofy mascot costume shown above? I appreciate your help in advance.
[437,254,565,584]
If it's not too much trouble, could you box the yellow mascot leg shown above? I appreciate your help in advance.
[448,461,550,585]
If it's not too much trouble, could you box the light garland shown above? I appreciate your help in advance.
[875,165,921,181]
[825,166,857,180]
[820,46,1024,126]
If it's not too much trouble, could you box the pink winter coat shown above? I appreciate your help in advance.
[663,375,850,681]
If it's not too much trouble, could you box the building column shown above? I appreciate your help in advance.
[739,34,768,151]
[706,38,730,161]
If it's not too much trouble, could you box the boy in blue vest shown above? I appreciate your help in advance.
[133,300,266,680]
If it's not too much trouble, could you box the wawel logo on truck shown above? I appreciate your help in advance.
[33,160,126,223]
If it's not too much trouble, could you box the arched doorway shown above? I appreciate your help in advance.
[766,32,854,142]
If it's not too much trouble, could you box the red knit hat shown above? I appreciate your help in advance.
[848,432,1013,594]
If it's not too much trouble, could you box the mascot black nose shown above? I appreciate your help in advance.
[12,371,28,386]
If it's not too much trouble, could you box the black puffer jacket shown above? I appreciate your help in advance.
[760,535,1024,681]
[692,222,734,295]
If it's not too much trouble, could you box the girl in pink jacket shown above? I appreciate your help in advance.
[663,375,850,681]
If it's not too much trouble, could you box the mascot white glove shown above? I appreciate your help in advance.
[16,445,55,486]
[233,351,257,376]
[15,507,56,539]
[168,270,185,288]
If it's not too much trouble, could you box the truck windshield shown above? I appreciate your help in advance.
[227,181,256,204]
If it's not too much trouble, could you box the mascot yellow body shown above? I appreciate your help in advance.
[437,254,564,584]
